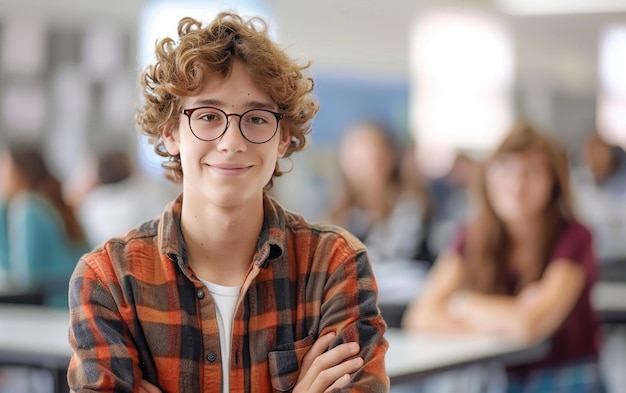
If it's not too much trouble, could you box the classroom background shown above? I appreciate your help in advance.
[1,0,626,392]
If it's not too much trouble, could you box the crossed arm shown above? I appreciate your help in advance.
[402,252,587,344]
[139,334,364,393]
[70,244,388,392]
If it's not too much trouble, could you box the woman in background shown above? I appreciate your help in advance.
[403,122,604,392]
[328,120,431,265]
[0,143,89,307]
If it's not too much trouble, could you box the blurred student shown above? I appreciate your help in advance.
[572,131,626,261]
[403,122,604,392]
[328,120,430,265]
[77,150,178,247]
[0,143,89,307]
[67,12,388,392]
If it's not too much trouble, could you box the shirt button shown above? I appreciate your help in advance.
[196,289,205,299]
[206,353,217,362]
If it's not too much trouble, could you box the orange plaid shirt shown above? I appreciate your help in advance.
[68,195,389,392]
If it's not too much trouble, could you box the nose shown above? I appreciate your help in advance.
[216,116,247,152]
[507,170,532,198]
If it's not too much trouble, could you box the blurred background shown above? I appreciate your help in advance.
[1,0,626,391]
[0,0,625,226]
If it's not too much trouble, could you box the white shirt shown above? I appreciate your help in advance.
[198,278,241,393]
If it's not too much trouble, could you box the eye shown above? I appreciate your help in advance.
[197,113,222,122]
[192,108,224,123]
[243,110,274,126]
[245,114,270,125]
[248,116,267,125]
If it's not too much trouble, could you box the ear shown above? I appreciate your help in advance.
[277,128,291,158]
[162,123,181,156]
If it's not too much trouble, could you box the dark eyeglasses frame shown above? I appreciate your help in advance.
[181,106,284,144]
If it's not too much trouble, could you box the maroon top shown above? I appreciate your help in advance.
[453,221,601,372]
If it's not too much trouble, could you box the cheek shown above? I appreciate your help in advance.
[339,150,362,179]
[528,178,554,208]
[486,175,526,218]
[261,143,281,173]
[486,174,508,201]
[486,178,509,214]
[178,139,210,174]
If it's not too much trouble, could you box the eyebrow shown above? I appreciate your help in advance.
[189,98,278,111]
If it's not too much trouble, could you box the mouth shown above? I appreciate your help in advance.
[208,163,253,176]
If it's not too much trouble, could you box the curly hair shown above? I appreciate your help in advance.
[136,12,319,185]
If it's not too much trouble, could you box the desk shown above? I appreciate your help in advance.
[0,304,70,393]
[385,329,549,385]
[380,280,626,329]
[0,303,611,390]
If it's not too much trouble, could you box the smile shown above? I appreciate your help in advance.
[208,164,253,176]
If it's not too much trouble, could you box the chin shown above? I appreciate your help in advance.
[209,189,262,209]
[209,193,244,207]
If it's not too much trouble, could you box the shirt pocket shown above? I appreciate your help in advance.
[267,334,315,392]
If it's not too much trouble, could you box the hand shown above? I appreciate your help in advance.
[139,379,162,393]
[293,332,364,393]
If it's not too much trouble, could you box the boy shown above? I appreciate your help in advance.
[68,12,389,393]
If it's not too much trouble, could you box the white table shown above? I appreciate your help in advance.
[2,304,547,389]
[0,301,617,390]
[383,280,626,385]
[385,329,549,384]
[0,304,70,393]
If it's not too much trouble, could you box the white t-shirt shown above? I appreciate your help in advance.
[199,278,241,393]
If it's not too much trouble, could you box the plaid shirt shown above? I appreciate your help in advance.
[68,195,389,392]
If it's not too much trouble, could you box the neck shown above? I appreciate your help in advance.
[503,214,543,246]
[180,192,264,286]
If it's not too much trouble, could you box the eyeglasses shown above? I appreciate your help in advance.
[181,106,284,144]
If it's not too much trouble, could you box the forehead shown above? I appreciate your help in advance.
[495,150,548,165]
[181,60,275,109]
[343,126,390,148]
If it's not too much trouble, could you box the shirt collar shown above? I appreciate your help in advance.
[255,195,286,265]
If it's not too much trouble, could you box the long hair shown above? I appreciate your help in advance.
[463,121,575,294]
[7,146,85,243]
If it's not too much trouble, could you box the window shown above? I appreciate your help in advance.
[597,25,626,147]
[409,8,514,176]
